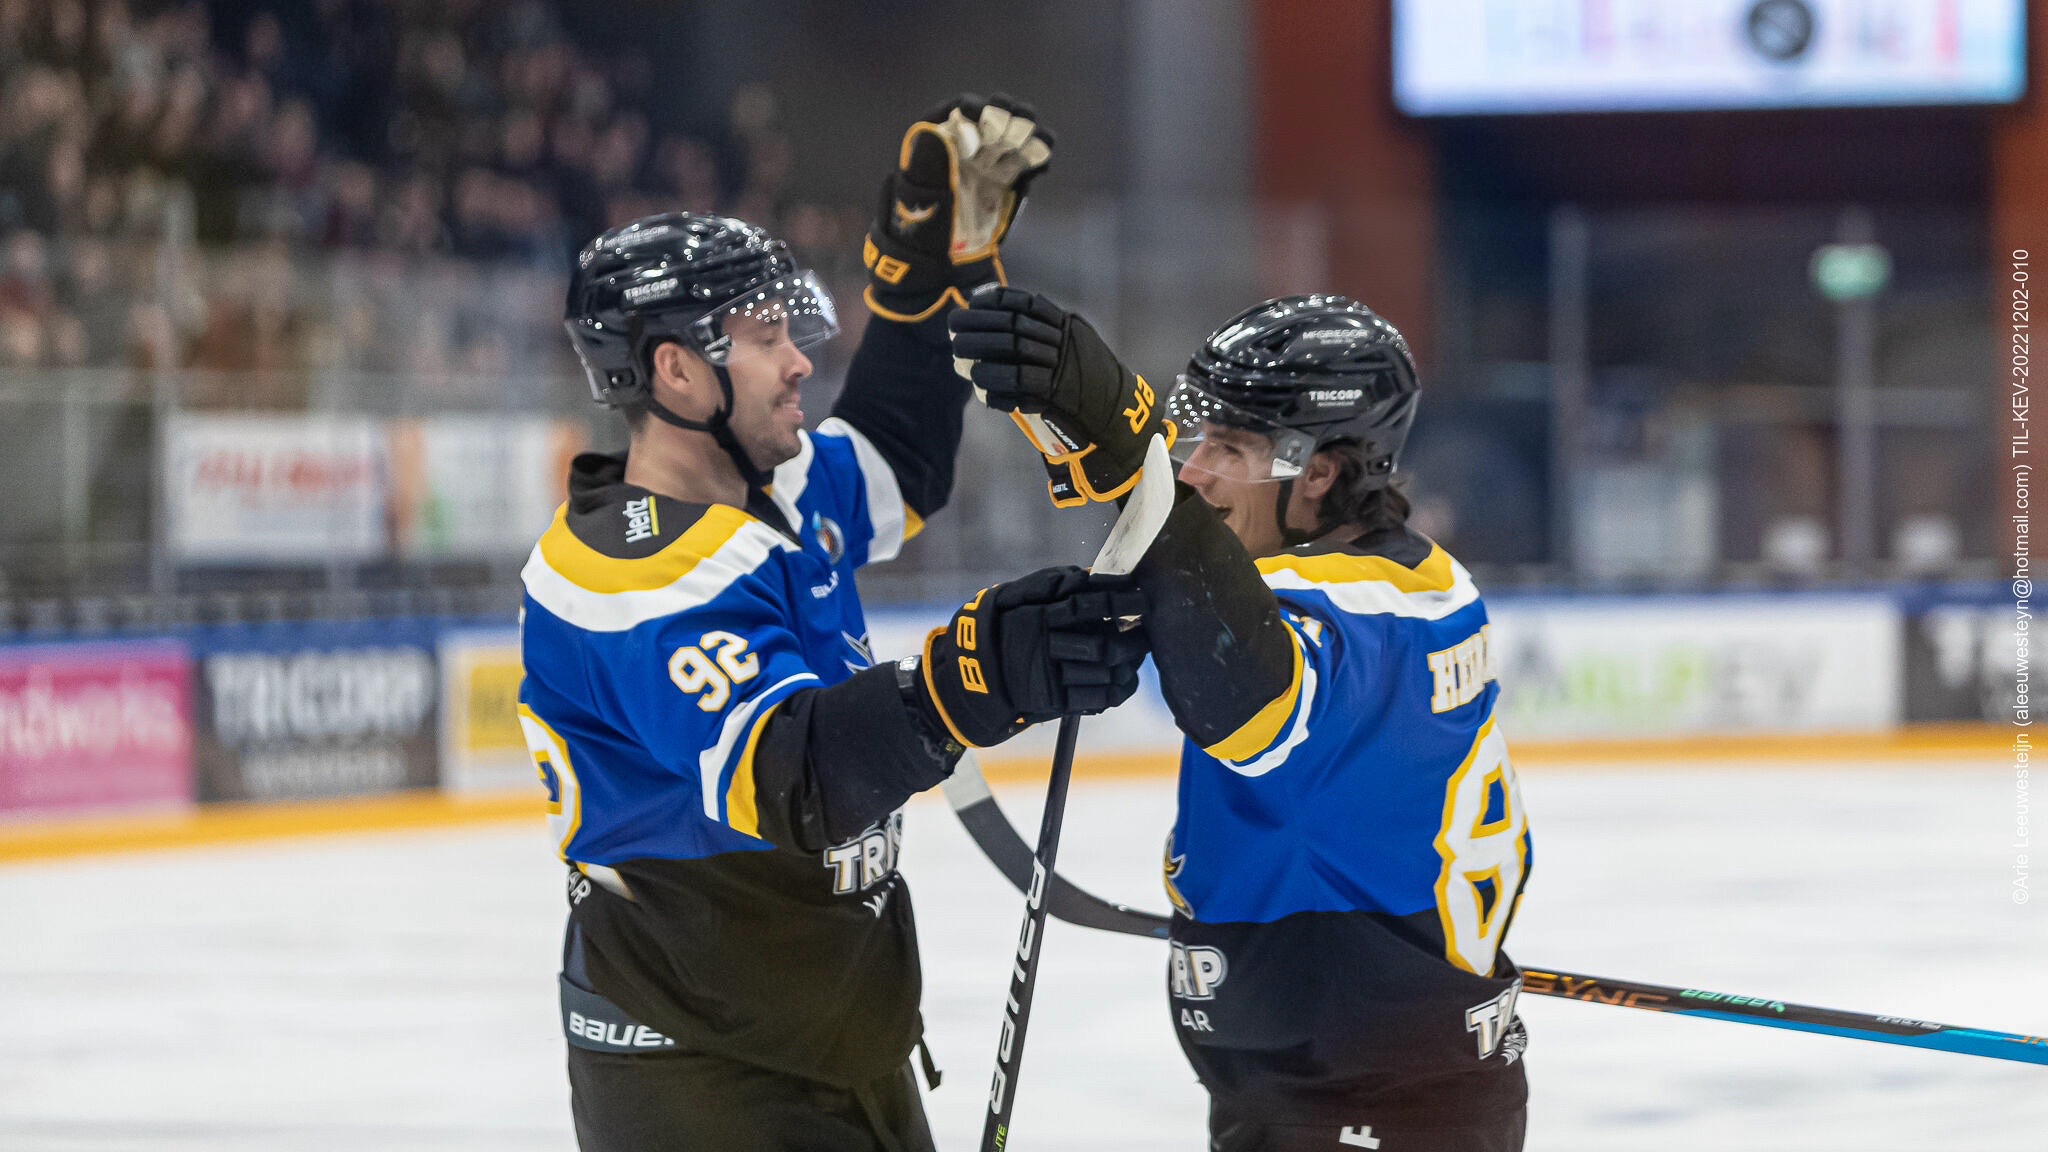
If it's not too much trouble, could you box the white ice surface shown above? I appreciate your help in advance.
[2,760,2042,1151]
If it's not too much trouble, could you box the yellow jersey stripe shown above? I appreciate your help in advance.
[1203,635,1306,763]
[723,701,781,840]
[518,704,580,860]
[537,503,754,595]
[1255,544,1455,594]
[904,506,925,541]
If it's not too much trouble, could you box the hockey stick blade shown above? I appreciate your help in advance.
[1092,434,1174,577]
[942,754,1171,940]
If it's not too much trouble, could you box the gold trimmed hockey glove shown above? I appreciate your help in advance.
[863,93,1054,323]
[916,567,1148,748]
[948,285,1176,507]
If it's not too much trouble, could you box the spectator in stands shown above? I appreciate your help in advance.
[0,0,847,376]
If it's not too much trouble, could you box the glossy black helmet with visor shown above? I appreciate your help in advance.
[1167,294,1420,542]
[563,212,837,485]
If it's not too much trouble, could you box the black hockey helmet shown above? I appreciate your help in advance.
[564,212,837,406]
[1168,294,1419,487]
[563,213,837,485]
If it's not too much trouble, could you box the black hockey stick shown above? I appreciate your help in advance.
[978,435,1175,1152]
[947,775,2048,1069]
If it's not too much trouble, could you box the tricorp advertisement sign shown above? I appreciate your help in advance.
[0,641,193,816]
[192,621,438,803]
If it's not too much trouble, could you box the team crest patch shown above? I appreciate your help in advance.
[811,512,845,565]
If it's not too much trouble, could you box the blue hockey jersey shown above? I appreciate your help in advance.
[516,418,932,1086]
[1162,534,1533,1124]
[520,419,909,866]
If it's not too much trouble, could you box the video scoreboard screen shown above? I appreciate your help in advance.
[1393,0,2026,115]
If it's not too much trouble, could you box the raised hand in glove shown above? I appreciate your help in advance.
[915,566,1148,749]
[948,285,1176,507]
[864,93,1054,323]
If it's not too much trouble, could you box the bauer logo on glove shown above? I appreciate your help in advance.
[916,567,1148,749]
[948,284,1176,507]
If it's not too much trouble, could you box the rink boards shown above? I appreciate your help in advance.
[0,582,2017,842]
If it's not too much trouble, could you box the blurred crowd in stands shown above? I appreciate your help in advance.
[0,0,864,378]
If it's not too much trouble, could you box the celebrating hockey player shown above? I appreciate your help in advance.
[521,97,1148,1151]
[951,288,1533,1151]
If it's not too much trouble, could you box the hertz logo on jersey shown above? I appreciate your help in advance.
[622,497,658,544]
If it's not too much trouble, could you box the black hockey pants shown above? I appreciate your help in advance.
[568,1042,936,1152]
[1210,1109,1526,1152]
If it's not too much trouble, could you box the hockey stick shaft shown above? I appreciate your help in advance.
[1520,968,2048,1066]
[979,715,1082,1151]
[977,435,1176,1152]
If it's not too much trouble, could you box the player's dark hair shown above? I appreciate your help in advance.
[1314,438,1410,538]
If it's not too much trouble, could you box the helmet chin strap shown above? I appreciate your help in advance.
[643,363,775,491]
[1275,468,1355,549]
[1274,477,1318,548]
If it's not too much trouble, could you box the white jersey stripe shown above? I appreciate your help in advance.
[765,431,816,535]
[1220,659,1318,777]
[1260,561,1481,621]
[521,520,798,633]
[817,417,907,563]
[699,672,818,826]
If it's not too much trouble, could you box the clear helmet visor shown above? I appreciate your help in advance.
[688,270,839,366]
[1164,375,1317,483]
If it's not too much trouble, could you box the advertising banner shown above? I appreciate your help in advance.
[388,416,585,558]
[876,594,1904,757]
[1395,0,2026,115]
[1488,595,1901,739]
[164,414,388,563]
[192,621,438,803]
[1902,585,2014,724]
[438,628,531,793]
[0,641,193,816]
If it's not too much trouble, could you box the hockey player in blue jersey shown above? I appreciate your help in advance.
[525,97,1148,1152]
[951,289,1532,1151]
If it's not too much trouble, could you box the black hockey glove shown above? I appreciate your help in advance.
[864,92,1054,323]
[916,566,1149,749]
[949,285,1177,507]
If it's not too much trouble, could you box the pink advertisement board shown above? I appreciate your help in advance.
[0,642,194,816]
